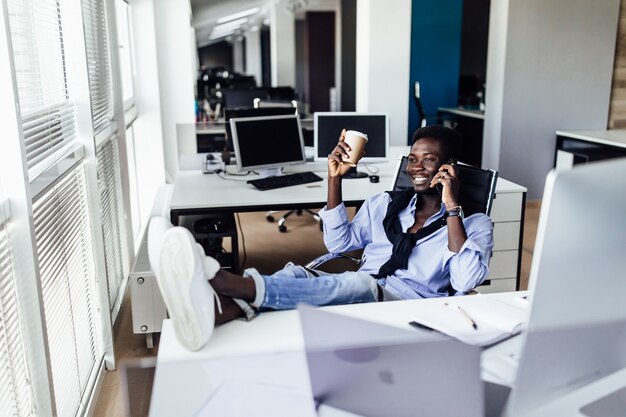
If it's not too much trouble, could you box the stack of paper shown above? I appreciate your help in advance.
[410,294,528,347]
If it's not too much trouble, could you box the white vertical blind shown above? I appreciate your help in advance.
[82,0,114,134]
[6,0,78,180]
[33,166,99,417]
[0,218,34,417]
[96,137,126,317]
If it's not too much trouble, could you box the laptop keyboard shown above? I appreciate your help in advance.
[247,171,323,190]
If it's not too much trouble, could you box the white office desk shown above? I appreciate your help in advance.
[514,367,626,417]
[169,146,527,292]
[149,292,526,417]
[169,146,409,213]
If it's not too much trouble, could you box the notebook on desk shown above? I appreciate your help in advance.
[298,305,484,417]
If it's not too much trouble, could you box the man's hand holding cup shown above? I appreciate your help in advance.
[328,129,367,178]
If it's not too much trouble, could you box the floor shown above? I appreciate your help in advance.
[92,200,541,416]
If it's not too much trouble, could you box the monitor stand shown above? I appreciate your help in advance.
[256,167,283,178]
[343,166,368,179]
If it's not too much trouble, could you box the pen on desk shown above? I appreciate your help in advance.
[444,303,478,330]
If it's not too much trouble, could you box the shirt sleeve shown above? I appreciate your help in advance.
[441,213,494,293]
[318,198,376,253]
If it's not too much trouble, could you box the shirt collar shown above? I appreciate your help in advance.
[407,194,447,218]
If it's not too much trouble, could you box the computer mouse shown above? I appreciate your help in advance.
[369,175,380,183]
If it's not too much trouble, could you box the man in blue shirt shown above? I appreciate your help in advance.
[150,125,493,350]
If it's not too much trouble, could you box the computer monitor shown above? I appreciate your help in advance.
[314,112,389,178]
[221,87,269,108]
[224,107,298,153]
[502,157,626,416]
[229,114,306,177]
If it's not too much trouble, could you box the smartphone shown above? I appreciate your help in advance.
[436,157,457,192]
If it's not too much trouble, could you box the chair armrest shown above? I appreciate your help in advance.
[305,252,363,270]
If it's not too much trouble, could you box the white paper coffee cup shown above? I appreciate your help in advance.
[343,130,368,167]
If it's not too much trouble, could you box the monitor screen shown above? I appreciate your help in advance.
[224,107,298,152]
[314,113,389,163]
[503,158,626,416]
[230,114,305,172]
[221,87,269,108]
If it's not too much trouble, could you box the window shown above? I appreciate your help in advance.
[96,137,128,316]
[82,0,114,135]
[6,0,107,415]
[0,193,34,417]
[115,0,135,113]
[7,0,80,182]
[32,167,100,417]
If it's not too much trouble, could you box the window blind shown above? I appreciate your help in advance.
[33,166,100,417]
[6,0,78,180]
[82,0,114,134]
[96,137,126,317]
[0,220,34,417]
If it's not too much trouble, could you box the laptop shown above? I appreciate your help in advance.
[483,158,626,417]
[298,304,484,417]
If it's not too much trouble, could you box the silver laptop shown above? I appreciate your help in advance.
[485,158,626,417]
[298,304,484,417]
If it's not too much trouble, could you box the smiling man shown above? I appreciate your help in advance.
[150,125,494,350]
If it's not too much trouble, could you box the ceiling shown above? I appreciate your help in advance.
[190,0,271,48]
[190,0,313,47]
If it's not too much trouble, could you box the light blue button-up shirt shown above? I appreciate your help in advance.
[318,193,494,299]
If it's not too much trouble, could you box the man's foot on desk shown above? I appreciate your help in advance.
[158,227,221,351]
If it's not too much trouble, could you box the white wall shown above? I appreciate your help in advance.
[355,0,411,146]
[245,28,262,85]
[484,0,620,199]
[232,36,245,73]
[270,0,296,86]
[129,0,166,230]
[153,0,196,179]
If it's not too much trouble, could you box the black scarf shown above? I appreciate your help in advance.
[371,189,447,279]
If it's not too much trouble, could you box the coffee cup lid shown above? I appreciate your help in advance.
[345,130,368,141]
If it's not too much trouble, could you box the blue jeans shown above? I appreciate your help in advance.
[243,263,379,310]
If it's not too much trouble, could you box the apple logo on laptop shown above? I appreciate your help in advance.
[378,369,395,385]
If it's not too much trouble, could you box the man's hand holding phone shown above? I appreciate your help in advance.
[430,158,461,210]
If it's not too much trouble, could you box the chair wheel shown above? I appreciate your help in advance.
[266,215,275,222]
[279,224,287,233]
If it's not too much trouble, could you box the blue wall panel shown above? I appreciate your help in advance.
[407,0,463,143]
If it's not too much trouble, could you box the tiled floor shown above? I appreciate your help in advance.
[93,200,541,416]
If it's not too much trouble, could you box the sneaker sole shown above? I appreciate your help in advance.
[158,228,214,350]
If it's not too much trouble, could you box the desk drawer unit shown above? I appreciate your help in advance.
[475,188,525,294]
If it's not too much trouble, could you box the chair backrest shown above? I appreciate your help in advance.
[391,155,498,217]
[413,81,427,128]
[253,98,298,110]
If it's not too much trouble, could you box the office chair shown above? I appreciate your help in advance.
[306,155,498,287]
[413,81,457,129]
[266,208,322,233]
[253,98,299,112]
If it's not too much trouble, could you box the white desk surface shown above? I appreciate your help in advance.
[149,292,526,417]
[556,129,626,149]
[170,146,526,212]
[514,367,626,417]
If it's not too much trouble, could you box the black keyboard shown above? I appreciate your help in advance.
[247,171,323,190]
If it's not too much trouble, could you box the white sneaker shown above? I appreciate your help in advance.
[157,226,218,351]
